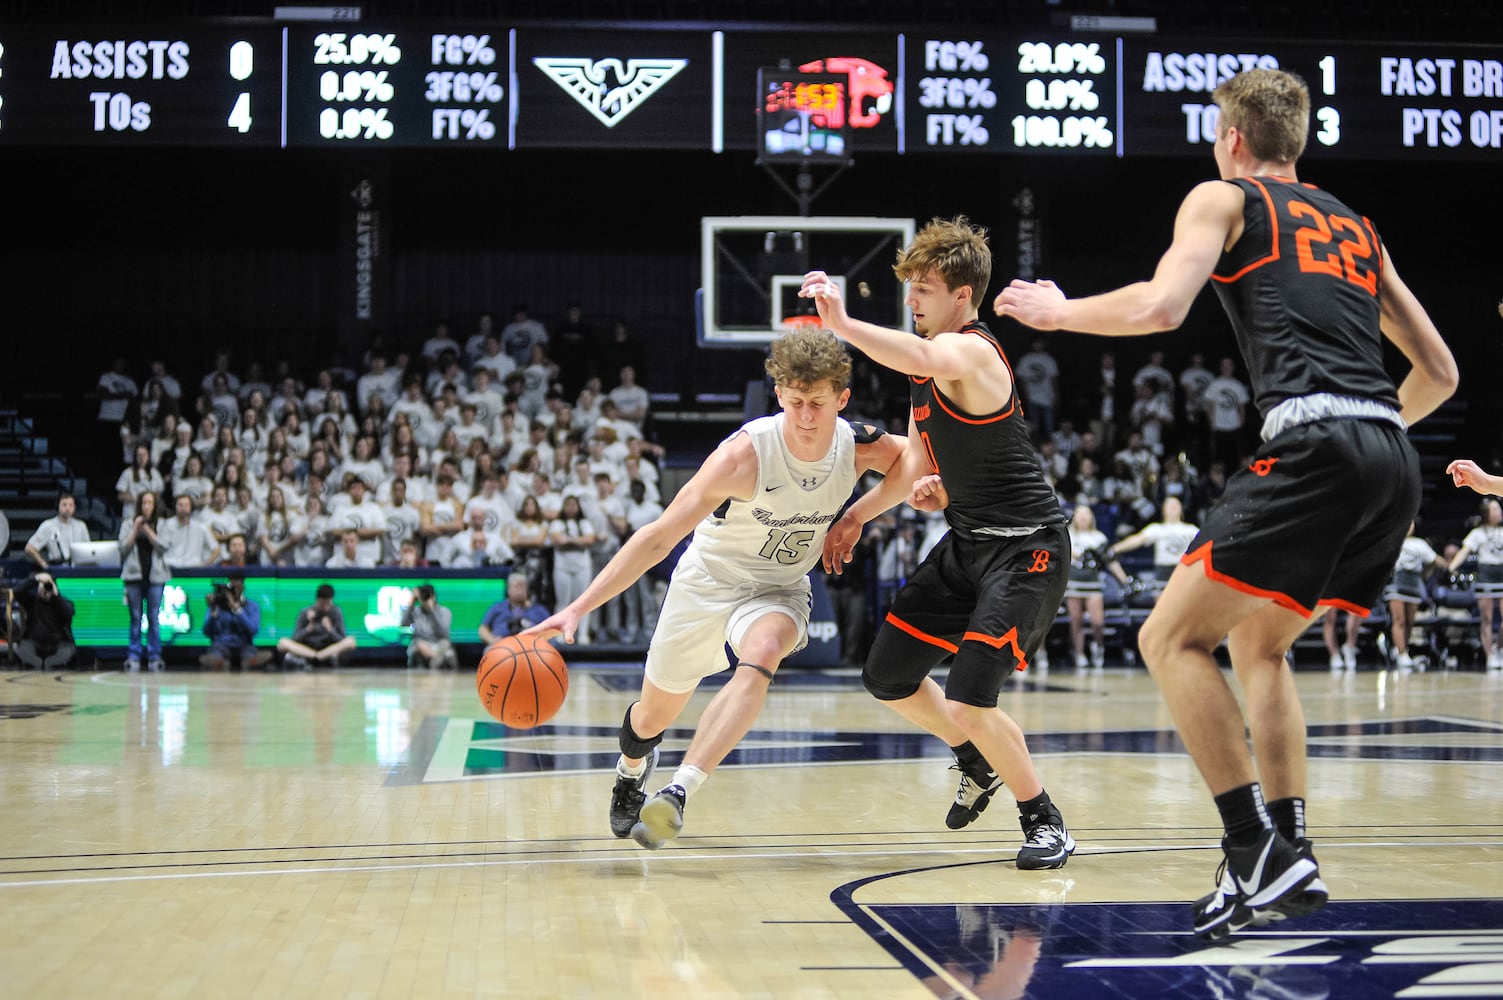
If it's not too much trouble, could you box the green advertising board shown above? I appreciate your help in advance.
[52,569,507,649]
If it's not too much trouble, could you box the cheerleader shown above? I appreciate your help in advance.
[1448,498,1503,669]
[1383,522,1447,672]
[1065,504,1131,670]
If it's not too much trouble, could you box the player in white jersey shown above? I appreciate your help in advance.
[525,327,907,849]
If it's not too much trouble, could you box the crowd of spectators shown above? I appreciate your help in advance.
[92,303,669,647]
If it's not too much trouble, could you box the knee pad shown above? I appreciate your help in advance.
[618,702,663,759]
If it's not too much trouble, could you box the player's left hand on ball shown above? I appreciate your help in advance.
[522,612,574,644]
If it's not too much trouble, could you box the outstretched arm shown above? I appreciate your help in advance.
[1109,528,1152,555]
[1447,459,1503,497]
[799,272,998,379]
[522,434,757,642]
[993,180,1240,335]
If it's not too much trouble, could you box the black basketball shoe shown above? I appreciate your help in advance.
[1016,802,1076,870]
[608,747,658,839]
[1252,837,1329,925]
[1192,831,1318,939]
[631,784,687,850]
[946,758,1004,830]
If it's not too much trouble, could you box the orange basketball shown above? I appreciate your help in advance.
[476,634,569,728]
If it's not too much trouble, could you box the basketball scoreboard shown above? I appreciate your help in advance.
[0,21,1499,159]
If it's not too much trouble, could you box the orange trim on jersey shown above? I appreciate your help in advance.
[962,626,1030,672]
[1361,214,1385,293]
[885,612,959,654]
[1180,540,1314,617]
[1210,176,1281,285]
[1317,597,1372,619]
[925,326,1017,425]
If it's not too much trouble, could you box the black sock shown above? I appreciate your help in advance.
[951,740,987,770]
[1214,783,1271,847]
[1017,790,1051,820]
[1266,797,1306,842]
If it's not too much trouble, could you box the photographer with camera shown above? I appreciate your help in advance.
[402,583,456,670]
[12,572,77,669]
[276,583,357,671]
[200,572,270,671]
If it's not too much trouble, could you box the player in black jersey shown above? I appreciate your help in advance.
[997,69,1458,937]
[801,216,1076,871]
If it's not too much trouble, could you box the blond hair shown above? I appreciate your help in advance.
[893,215,992,300]
[1212,68,1310,163]
[764,326,851,393]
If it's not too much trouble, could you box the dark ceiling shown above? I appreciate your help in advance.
[0,0,1493,42]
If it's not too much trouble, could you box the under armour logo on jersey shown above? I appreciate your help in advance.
[533,57,688,127]
[801,477,818,488]
[1249,457,1280,477]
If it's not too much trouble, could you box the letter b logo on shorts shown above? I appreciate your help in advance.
[1028,550,1051,573]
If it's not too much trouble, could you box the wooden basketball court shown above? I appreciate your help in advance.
[2,660,1500,998]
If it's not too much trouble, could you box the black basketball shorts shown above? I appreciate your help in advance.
[863,523,1070,708]
[1180,417,1420,618]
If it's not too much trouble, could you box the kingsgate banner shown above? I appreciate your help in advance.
[337,159,390,360]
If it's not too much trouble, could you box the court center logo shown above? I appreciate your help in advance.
[837,896,1503,1000]
[533,57,687,127]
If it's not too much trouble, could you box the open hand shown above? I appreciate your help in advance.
[993,278,1067,330]
[822,512,862,575]
[799,270,848,330]
[522,608,581,644]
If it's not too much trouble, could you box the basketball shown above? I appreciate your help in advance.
[475,634,569,728]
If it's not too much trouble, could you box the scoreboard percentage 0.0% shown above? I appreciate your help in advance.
[320,106,394,140]
[321,70,395,102]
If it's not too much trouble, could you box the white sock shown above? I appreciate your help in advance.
[670,764,708,798]
[617,754,647,778]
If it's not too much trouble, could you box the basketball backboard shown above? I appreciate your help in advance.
[698,215,915,347]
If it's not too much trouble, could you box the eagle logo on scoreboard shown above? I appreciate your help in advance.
[533,57,688,128]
